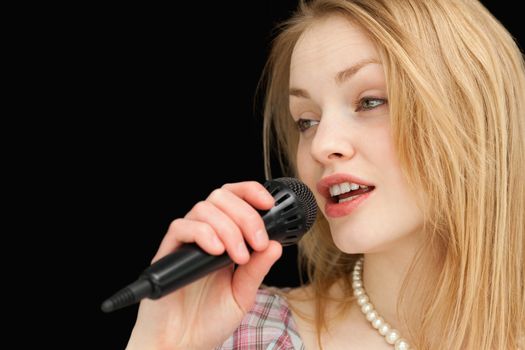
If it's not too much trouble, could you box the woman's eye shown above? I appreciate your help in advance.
[355,97,387,112]
[295,119,319,132]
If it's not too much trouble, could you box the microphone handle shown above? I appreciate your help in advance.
[100,204,291,312]
[143,243,234,299]
[100,245,234,313]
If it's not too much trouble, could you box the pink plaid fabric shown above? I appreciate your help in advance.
[216,287,306,350]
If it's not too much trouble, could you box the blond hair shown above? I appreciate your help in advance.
[260,0,525,348]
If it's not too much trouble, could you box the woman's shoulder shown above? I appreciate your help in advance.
[215,286,306,350]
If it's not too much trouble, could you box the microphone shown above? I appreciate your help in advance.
[101,177,317,313]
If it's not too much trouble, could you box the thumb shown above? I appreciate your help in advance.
[230,241,283,313]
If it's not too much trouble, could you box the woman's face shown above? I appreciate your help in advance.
[289,16,424,253]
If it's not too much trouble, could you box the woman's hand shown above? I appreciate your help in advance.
[126,181,283,350]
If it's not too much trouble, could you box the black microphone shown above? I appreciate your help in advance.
[101,177,317,313]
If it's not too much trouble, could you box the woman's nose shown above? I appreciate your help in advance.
[310,115,356,164]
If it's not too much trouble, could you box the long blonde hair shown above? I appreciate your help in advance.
[260,0,525,348]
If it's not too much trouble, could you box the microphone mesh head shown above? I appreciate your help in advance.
[274,177,318,230]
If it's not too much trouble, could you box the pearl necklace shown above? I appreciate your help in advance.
[352,257,411,350]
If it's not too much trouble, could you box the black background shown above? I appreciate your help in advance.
[36,1,522,348]
[82,2,302,349]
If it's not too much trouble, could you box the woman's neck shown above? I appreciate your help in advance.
[361,230,434,335]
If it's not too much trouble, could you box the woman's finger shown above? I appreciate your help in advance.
[152,218,225,263]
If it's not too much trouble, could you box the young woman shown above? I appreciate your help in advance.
[127,1,524,348]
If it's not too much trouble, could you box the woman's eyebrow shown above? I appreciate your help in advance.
[289,58,381,99]
[334,58,381,85]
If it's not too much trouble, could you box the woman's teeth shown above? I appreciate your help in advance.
[329,182,368,197]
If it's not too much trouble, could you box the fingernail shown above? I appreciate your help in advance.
[255,229,268,247]
[260,189,274,203]
[237,242,248,259]
[212,235,222,248]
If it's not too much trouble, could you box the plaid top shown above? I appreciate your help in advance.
[216,287,306,350]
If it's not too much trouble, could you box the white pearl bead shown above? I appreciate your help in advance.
[379,322,391,336]
[357,295,369,306]
[395,338,410,350]
[351,258,411,349]
[361,302,373,314]
[366,310,378,322]
[371,316,384,329]
[385,329,400,344]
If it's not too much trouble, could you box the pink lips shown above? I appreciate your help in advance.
[317,173,375,218]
